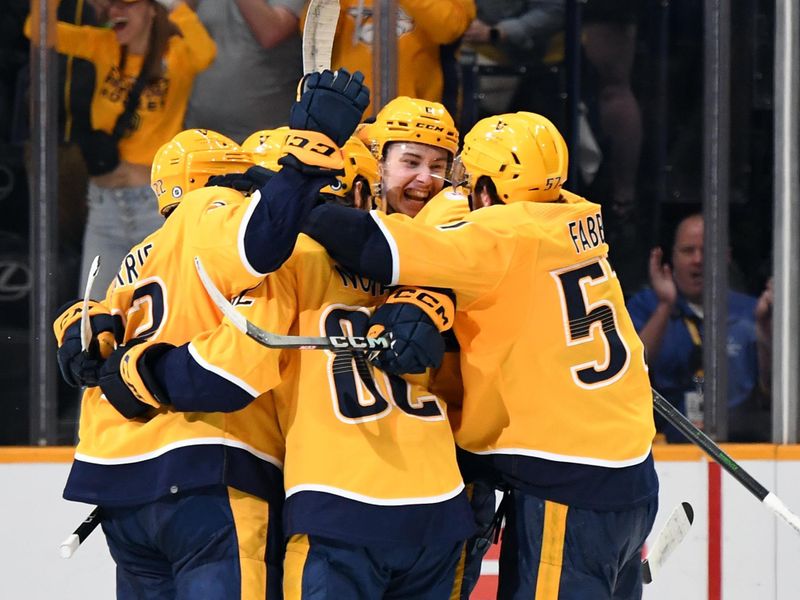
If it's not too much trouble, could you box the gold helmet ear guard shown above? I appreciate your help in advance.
[151,129,254,215]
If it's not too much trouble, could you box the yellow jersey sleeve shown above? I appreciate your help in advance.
[188,267,298,396]
[24,17,116,62]
[374,208,520,308]
[167,3,216,73]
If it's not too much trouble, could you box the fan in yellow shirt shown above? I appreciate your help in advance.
[26,0,217,292]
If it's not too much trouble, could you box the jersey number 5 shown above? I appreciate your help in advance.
[552,258,630,388]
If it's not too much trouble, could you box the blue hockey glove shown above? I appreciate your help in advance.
[368,305,448,375]
[98,339,174,419]
[367,286,456,374]
[53,300,117,387]
[289,69,370,147]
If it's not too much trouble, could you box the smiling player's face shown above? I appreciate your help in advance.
[380,142,449,217]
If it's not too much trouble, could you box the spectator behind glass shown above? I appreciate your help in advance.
[627,214,773,443]
[183,0,305,143]
[306,0,475,115]
[582,0,644,291]
[461,0,565,117]
[25,0,215,293]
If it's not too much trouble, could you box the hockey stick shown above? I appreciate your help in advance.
[652,388,800,535]
[641,501,694,584]
[194,256,388,352]
[60,256,103,557]
[302,0,340,75]
[59,506,102,559]
[80,255,101,351]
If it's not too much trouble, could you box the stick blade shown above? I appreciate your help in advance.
[80,255,101,351]
[642,501,694,584]
[302,0,340,74]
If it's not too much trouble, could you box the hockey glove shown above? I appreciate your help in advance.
[289,69,370,147]
[53,299,117,388]
[98,339,175,419]
[206,166,275,193]
[277,130,344,177]
[367,287,456,375]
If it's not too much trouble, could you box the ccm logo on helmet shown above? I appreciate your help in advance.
[415,123,445,132]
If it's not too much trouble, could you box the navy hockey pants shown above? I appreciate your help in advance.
[100,485,282,600]
[498,490,658,600]
[283,533,463,599]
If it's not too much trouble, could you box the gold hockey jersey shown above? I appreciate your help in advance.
[65,184,292,506]
[189,234,475,544]
[369,191,655,466]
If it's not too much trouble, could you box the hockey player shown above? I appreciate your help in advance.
[94,146,474,599]
[52,68,370,599]
[359,96,459,217]
[99,236,475,599]
[303,112,660,600]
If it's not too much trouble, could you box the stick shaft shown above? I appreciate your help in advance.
[652,389,769,500]
[59,506,102,558]
[194,256,388,351]
[654,389,800,535]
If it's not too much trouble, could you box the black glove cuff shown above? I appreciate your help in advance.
[98,341,174,419]
[99,372,153,419]
[138,342,175,406]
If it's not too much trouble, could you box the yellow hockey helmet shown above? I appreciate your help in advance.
[151,129,253,215]
[459,112,568,204]
[359,97,459,159]
[241,127,289,171]
[321,136,380,200]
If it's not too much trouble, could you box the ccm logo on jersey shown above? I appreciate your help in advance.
[330,336,389,350]
[568,212,605,254]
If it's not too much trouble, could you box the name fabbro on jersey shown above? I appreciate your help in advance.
[568,211,605,255]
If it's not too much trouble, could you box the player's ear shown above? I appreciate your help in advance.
[353,180,370,211]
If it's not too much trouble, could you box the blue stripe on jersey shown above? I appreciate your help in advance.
[243,166,334,274]
[283,490,476,547]
[302,203,393,284]
[458,449,658,511]
[64,444,283,507]
[153,343,254,412]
